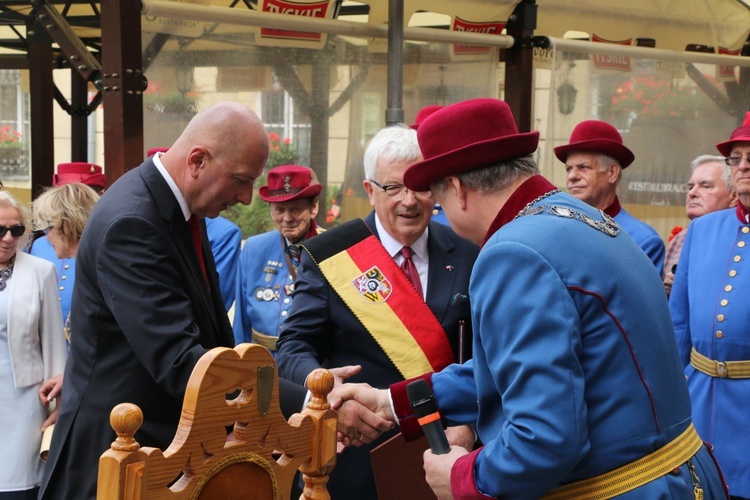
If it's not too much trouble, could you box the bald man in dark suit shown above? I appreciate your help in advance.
[39,102,309,499]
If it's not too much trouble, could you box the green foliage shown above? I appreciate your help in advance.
[221,174,273,238]
[609,75,716,121]
[0,126,22,149]
[267,132,298,168]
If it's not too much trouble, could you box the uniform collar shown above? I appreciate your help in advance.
[484,175,557,246]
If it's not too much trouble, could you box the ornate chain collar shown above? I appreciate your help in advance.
[514,189,562,220]
[0,254,16,292]
[515,193,620,238]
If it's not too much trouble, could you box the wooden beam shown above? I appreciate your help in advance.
[27,22,55,197]
[504,0,536,133]
[100,0,144,183]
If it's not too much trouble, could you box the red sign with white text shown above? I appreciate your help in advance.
[450,16,506,58]
[259,0,333,47]
[591,35,632,72]
[717,47,740,81]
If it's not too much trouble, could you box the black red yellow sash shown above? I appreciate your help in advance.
[302,218,454,378]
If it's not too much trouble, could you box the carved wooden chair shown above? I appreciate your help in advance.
[97,344,336,499]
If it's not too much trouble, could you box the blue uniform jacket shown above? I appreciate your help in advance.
[614,206,665,275]
[29,235,75,322]
[670,207,750,497]
[233,230,296,345]
[427,189,723,499]
[205,215,241,310]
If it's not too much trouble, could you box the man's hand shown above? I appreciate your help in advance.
[38,373,63,431]
[335,397,394,447]
[39,373,63,406]
[445,425,475,452]
[423,445,469,499]
[329,383,395,447]
[328,365,362,387]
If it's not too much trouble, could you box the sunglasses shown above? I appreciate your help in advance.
[0,225,25,238]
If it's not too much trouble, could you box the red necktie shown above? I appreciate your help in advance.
[400,246,424,298]
[187,216,207,281]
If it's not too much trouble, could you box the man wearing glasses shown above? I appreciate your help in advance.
[276,124,479,500]
[670,111,750,500]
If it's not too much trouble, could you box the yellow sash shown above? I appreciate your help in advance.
[303,219,454,379]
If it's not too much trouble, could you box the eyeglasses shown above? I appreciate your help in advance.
[725,155,750,167]
[369,180,432,199]
[0,225,25,238]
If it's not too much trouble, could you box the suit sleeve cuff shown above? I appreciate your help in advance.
[451,448,495,499]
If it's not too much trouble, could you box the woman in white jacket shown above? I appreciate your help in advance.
[0,190,66,500]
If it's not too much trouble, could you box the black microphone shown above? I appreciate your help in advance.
[406,379,450,455]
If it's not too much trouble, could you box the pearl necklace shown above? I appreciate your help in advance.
[0,254,15,292]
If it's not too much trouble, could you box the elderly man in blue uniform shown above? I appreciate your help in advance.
[555,120,665,274]
[233,164,322,352]
[276,124,479,499]
[330,98,727,499]
[663,154,737,296]
[147,148,242,310]
[29,162,107,324]
[670,111,750,500]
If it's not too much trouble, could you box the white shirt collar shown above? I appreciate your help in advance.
[153,152,191,222]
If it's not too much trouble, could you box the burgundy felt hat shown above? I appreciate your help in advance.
[554,120,635,168]
[258,165,322,203]
[53,162,107,190]
[716,112,750,156]
[404,98,539,192]
[147,147,170,157]
[409,105,443,130]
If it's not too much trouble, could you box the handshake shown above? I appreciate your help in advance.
[326,365,395,447]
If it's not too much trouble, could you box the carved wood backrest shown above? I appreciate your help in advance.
[97,344,336,500]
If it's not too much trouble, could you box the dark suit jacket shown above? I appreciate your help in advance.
[39,160,306,500]
[276,211,478,499]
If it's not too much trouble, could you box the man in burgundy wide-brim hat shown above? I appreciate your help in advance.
[331,98,727,499]
[232,164,323,352]
[553,119,665,274]
[669,110,750,500]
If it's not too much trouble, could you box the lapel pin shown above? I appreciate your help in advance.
[445,265,454,271]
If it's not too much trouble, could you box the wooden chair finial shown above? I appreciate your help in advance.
[305,368,334,411]
[109,403,143,452]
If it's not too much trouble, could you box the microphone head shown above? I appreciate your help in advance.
[406,379,439,418]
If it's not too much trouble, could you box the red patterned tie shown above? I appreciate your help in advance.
[400,246,424,298]
[187,216,207,281]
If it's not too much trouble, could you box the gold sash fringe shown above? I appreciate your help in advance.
[543,424,703,500]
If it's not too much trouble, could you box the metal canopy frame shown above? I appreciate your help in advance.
[0,0,748,192]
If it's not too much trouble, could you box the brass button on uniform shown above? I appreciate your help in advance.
[744,227,750,234]
[725,285,733,292]
[734,255,742,262]
[721,299,728,306]
[63,264,70,270]
[716,331,724,339]
[59,286,64,291]
[717,314,725,322]
[739,241,746,248]
[61,275,67,280]
[730,270,737,277]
